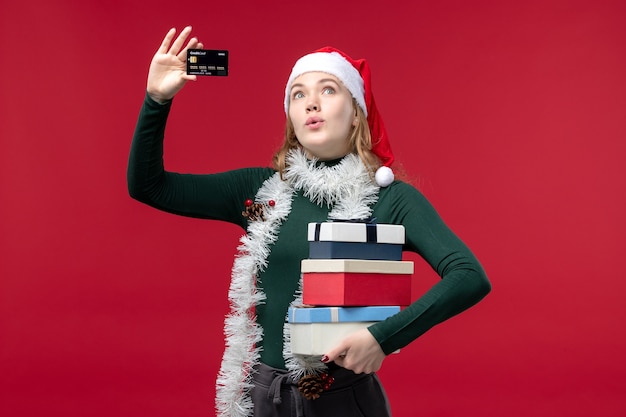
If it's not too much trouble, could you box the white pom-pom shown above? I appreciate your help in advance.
[375,166,394,187]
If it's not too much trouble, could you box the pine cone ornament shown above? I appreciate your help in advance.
[242,200,265,222]
[298,374,324,400]
[297,373,335,400]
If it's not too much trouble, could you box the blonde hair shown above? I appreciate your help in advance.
[272,100,381,179]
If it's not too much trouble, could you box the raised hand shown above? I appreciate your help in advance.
[147,26,204,103]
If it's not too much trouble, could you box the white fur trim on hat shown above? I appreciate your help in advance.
[284,52,367,117]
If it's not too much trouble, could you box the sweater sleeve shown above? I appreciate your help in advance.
[368,181,491,355]
[127,93,274,226]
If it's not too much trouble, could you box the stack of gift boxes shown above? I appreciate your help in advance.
[289,221,414,355]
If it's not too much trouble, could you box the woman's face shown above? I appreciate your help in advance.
[288,72,357,160]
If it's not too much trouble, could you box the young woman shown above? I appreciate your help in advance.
[128,26,491,417]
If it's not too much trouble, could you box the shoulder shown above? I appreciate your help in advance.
[374,180,441,222]
[217,166,277,189]
[231,166,276,178]
[216,166,276,179]
[379,180,428,203]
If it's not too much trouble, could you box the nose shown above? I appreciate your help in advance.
[306,97,320,112]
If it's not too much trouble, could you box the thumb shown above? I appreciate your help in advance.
[182,73,198,82]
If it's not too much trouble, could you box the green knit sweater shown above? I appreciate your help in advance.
[128,94,491,369]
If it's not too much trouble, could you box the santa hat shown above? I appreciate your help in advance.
[284,46,395,187]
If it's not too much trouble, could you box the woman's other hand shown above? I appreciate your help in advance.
[322,329,386,374]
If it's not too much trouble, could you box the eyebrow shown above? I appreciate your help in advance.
[290,78,341,90]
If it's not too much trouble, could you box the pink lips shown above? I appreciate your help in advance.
[305,117,324,128]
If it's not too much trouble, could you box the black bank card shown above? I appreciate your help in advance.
[186,49,228,76]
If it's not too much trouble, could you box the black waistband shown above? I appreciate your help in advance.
[253,361,371,391]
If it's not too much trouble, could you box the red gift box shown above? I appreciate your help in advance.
[301,259,413,306]
[302,272,412,306]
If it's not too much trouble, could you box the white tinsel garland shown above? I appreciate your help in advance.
[283,151,379,220]
[215,149,379,416]
[215,173,294,417]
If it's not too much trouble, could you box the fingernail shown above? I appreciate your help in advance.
[321,355,329,363]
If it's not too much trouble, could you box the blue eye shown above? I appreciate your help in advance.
[322,87,335,94]
[292,91,304,100]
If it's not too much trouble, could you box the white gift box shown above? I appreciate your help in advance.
[289,322,376,356]
[308,222,405,244]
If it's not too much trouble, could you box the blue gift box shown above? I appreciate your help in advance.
[309,241,402,260]
[288,306,401,323]
[288,306,403,355]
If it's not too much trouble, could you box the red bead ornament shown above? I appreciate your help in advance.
[321,373,334,391]
[242,198,276,222]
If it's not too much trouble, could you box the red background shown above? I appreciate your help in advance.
[1,0,625,416]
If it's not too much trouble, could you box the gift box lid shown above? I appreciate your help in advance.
[308,222,405,244]
[288,306,401,323]
[301,259,414,274]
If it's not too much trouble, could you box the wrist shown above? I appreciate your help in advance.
[146,91,172,105]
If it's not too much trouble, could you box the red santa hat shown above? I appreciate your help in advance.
[284,46,395,187]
